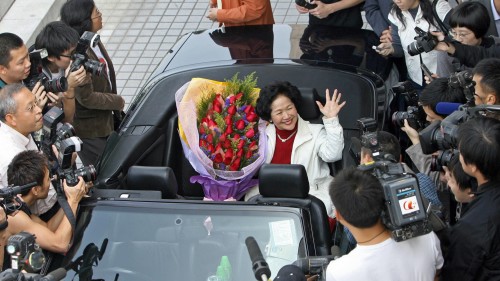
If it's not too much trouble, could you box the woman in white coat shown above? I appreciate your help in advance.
[245,81,346,217]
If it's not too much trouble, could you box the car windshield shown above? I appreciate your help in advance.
[65,202,305,281]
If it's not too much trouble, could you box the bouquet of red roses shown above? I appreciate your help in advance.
[175,73,267,200]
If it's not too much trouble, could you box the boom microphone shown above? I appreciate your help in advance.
[245,236,271,281]
[435,102,463,115]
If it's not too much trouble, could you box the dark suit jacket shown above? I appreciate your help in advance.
[73,42,123,138]
[474,0,499,37]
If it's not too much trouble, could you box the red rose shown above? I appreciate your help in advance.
[222,139,231,149]
[229,95,236,104]
[235,120,245,130]
[230,158,241,171]
[234,134,240,140]
[237,139,245,149]
[250,140,258,151]
[225,125,233,134]
[213,153,223,163]
[225,115,232,126]
[206,133,213,143]
[199,125,206,134]
[219,133,226,142]
[208,119,217,129]
[244,105,253,114]
[236,92,243,100]
[207,144,214,153]
[237,149,243,157]
[224,149,234,165]
[200,139,207,148]
[227,105,237,115]
[245,128,255,138]
[246,112,258,122]
[245,149,253,159]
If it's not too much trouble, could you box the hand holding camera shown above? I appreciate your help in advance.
[63,177,86,205]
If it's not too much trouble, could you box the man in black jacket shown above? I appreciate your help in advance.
[441,117,500,281]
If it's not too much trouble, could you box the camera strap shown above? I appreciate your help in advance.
[53,180,77,242]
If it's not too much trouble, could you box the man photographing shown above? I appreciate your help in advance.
[325,168,443,280]
[0,84,58,217]
[2,150,85,269]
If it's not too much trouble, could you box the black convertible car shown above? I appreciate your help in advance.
[44,24,392,281]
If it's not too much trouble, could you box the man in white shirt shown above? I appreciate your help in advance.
[0,83,57,216]
[326,168,443,281]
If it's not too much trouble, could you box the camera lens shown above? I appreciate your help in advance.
[407,40,423,56]
[43,76,68,93]
[392,111,409,127]
[84,60,104,76]
[74,165,97,183]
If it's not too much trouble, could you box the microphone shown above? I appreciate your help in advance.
[435,102,463,115]
[245,236,271,281]
[39,268,67,281]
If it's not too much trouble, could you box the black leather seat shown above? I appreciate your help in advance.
[126,166,179,199]
[251,164,332,256]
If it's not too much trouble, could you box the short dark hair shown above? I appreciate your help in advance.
[0,83,26,122]
[458,117,500,182]
[35,21,80,59]
[360,131,401,161]
[449,2,490,39]
[255,81,301,121]
[7,150,48,196]
[329,168,385,228]
[419,77,467,118]
[0,33,24,67]
[60,0,95,36]
[447,154,477,192]
[473,58,500,99]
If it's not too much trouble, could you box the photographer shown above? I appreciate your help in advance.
[0,84,58,217]
[441,117,500,280]
[325,168,443,280]
[4,150,85,267]
[0,33,56,111]
[34,21,88,124]
[471,58,500,106]
[206,0,274,26]
[375,0,450,87]
[435,2,498,78]
[61,0,125,166]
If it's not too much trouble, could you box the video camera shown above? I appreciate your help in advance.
[418,104,500,154]
[23,47,68,93]
[356,118,432,242]
[408,27,438,56]
[70,31,104,76]
[6,232,45,273]
[0,182,37,216]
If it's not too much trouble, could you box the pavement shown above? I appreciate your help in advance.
[0,0,370,110]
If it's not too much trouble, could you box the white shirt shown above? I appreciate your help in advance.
[326,232,443,281]
[0,121,58,215]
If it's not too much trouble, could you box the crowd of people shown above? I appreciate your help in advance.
[0,0,499,280]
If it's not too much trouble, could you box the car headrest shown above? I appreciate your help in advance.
[259,164,309,198]
[127,166,178,199]
[297,87,321,121]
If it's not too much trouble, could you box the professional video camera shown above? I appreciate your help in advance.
[70,31,104,76]
[0,182,37,216]
[408,27,439,56]
[430,149,458,172]
[418,105,500,154]
[6,232,45,273]
[295,0,317,9]
[23,47,68,93]
[357,118,432,242]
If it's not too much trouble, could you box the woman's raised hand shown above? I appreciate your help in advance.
[316,88,346,118]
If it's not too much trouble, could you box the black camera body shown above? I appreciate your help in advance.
[0,182,37,216]
[70,31,104,76]
[448,70,475,105]
[430,149,458,172]
[357,117,380,157]
[392,105,426,130]
[295,0,317,9]
[24,47,68,93]
[408,27,438,56]
[56,137,97,188]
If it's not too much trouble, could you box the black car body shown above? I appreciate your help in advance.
[44,24,392,280]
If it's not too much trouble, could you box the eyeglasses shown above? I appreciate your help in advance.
[91,8,102,20]
[450,31,472,39]
[59,53,73,59]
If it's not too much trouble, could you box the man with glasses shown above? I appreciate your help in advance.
[34,21,87,124]
[2,150,85,269]
[0,84,58,218]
